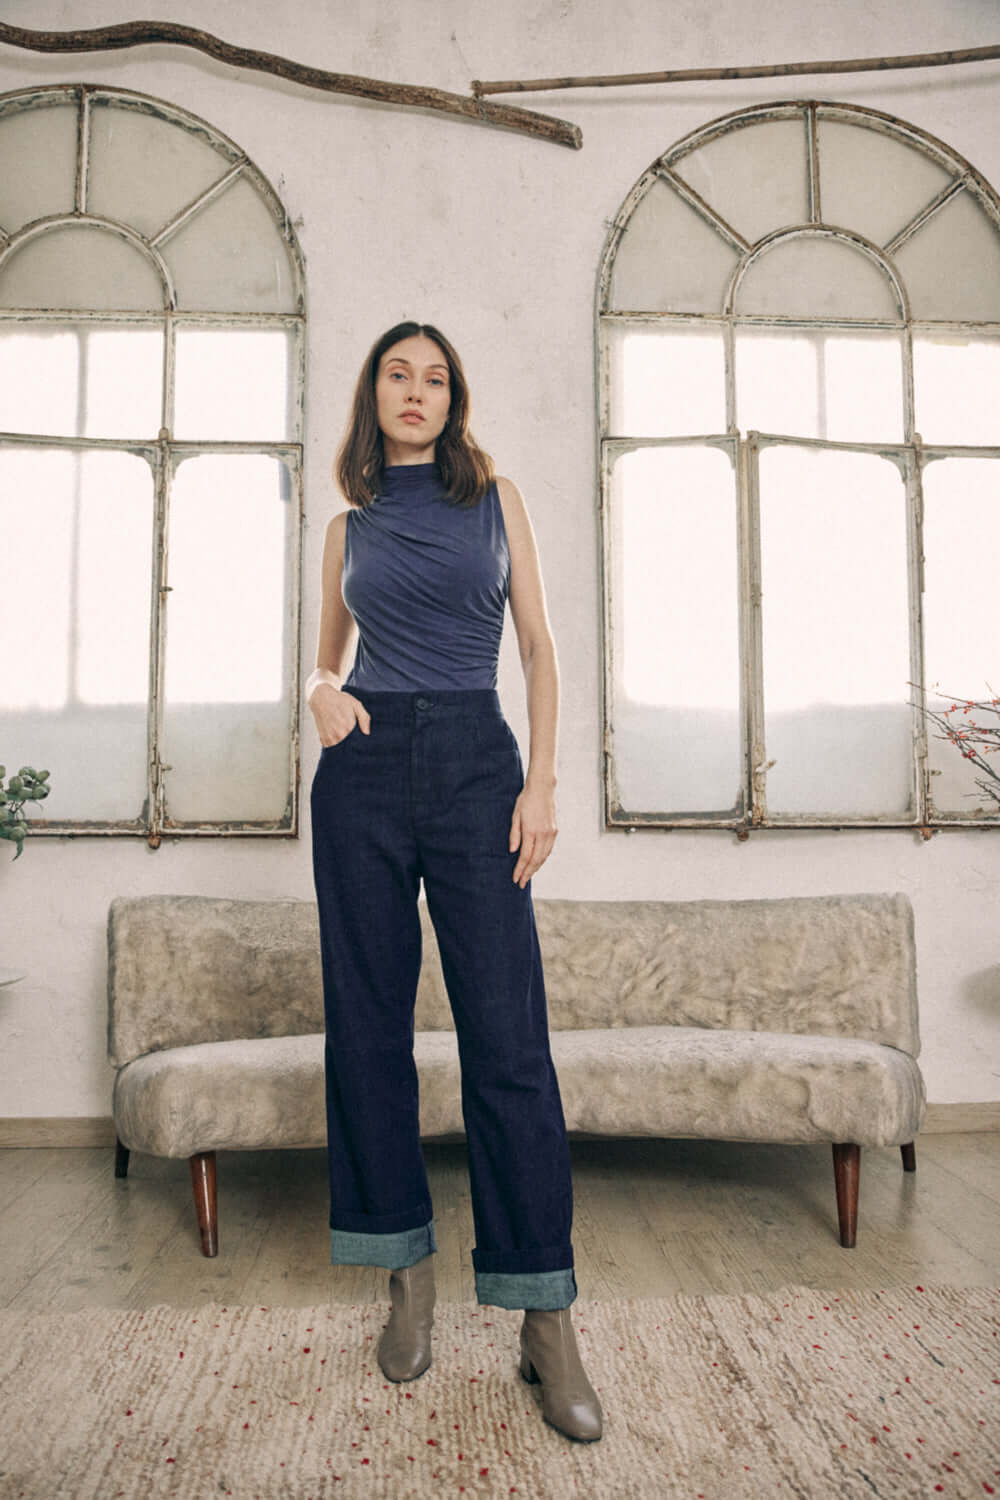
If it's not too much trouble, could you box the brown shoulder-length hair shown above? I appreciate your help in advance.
[335,321,495,508]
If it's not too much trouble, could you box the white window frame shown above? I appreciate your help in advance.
[0,84,306,842]
[597,100,1000,833]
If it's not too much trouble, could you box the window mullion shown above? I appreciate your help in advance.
[906,446,930,826]
[147,437,171,847]
[743,433,767,825]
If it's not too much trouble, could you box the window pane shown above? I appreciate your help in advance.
[0,446,153,820]
[923,456,1000,818]
[675,118,808,244]
[609,444,743,816]
[0,327,79,436]
[610,178,740,314]
[607,324,726,437]
[914,336,1000,447]
[88,96,237,240]
[0,325,163,440]
[0,99,77,229]
[161,175,299,313]
[174,328,292,441]
[736,329,903,443]
[817,119,954,250]
[83,327,163,440]
[758,444,913,817]
[0,225,165,312]
[161,454,295,823]
[894,191,1000,322]
[735,236,900,320]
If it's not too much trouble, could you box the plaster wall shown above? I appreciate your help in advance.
[1,0,998,1116]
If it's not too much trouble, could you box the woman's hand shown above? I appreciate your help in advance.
[309,682,371,747]
[509,778,558,889]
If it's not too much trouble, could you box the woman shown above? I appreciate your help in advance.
[307,321,601,1443]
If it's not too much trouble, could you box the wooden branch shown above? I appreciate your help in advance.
[472,42,1000,96]
[0,20,582,150]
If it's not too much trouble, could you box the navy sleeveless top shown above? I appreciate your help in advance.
[342,463,511,691]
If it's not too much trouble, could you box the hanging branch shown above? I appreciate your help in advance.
[0,20,582,150]
[472,42,1000,96]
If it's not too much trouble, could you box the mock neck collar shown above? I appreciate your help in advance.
[380,461,442,494]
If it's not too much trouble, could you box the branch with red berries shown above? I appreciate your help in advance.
[915,688,1000,811]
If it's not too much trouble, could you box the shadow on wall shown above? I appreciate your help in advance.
[960,965,1000,1021]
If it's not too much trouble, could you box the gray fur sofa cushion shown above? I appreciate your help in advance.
[113,1025,924,1159]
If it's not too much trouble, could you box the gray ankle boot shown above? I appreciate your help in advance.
[377,1253,436,1382]
[519,1307,603,1442]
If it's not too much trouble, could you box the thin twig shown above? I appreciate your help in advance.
[472,42,1000,96]
[0,20,582,150]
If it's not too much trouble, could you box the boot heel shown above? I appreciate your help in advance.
[519,1349,540,1383]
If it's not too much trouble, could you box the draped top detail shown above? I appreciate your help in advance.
[342,463,510,691]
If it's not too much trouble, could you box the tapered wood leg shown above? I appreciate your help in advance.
[189,1151,218,1257]
[900,1141,916,1172]
[114,1136,130,1179]
[832,1142,860,1248]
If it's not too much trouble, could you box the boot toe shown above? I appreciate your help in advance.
[542,1391,603,1442]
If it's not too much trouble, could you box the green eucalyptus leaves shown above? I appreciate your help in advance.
[0,765,51,859]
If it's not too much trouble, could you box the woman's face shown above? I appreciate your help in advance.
[374,334,452,464]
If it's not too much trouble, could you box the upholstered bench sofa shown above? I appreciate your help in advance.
[108,892,925,1258]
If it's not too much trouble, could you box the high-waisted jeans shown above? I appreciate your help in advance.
[310,688,576,1311]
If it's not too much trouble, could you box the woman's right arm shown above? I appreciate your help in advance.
[306,512,372,744]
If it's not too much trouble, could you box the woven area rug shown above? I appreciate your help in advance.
[1,1286,997,1499]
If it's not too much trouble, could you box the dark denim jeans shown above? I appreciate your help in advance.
[310,688,576,1311]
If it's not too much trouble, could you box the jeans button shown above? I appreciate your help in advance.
[416,697,431,710]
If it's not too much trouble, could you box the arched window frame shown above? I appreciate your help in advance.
[597,99,1000,832]
[0,84,306,843]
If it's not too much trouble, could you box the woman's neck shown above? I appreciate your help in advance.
[382,438,437,467]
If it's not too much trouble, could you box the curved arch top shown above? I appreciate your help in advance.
[728,226,909,323]
[0,214,175,311]
[600,99,1000,325]
[0,83,305,316]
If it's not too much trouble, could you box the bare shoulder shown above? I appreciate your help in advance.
[494,475,532,536]
[321,508,349,578]
[326,509,349,543]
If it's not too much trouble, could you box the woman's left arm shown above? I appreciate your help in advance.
[497,476,560,889]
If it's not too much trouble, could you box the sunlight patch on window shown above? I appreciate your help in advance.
[173,328,291,442]
[613,444,739,708]
[0,448,74,709]
[0,328,78,436]
[83,328,163,440]
[759,445,909,713]
[736,330,903,443]
[164,454,289,704]
[609,326,726,437]
[914,336,1000,447]
[77,451,154,704]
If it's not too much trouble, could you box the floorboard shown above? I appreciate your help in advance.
[1,1135,996,1311]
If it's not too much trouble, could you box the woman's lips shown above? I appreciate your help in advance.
[401,411,425,423]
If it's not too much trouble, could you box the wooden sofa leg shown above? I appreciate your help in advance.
[114,1136,130,1179]
[832,1142,860,1248]
[189,1151,219,1257]
[900,1141,916,1172]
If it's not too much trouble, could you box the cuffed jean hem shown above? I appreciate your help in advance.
[475,1267,578,1311]
[330,1220,437,1271]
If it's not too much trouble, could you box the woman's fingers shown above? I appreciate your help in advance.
[512,828,557,888]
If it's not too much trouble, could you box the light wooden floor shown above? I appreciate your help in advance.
[1,1134,997,1312]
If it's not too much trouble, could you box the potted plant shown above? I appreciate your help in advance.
[0,765,51,859]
